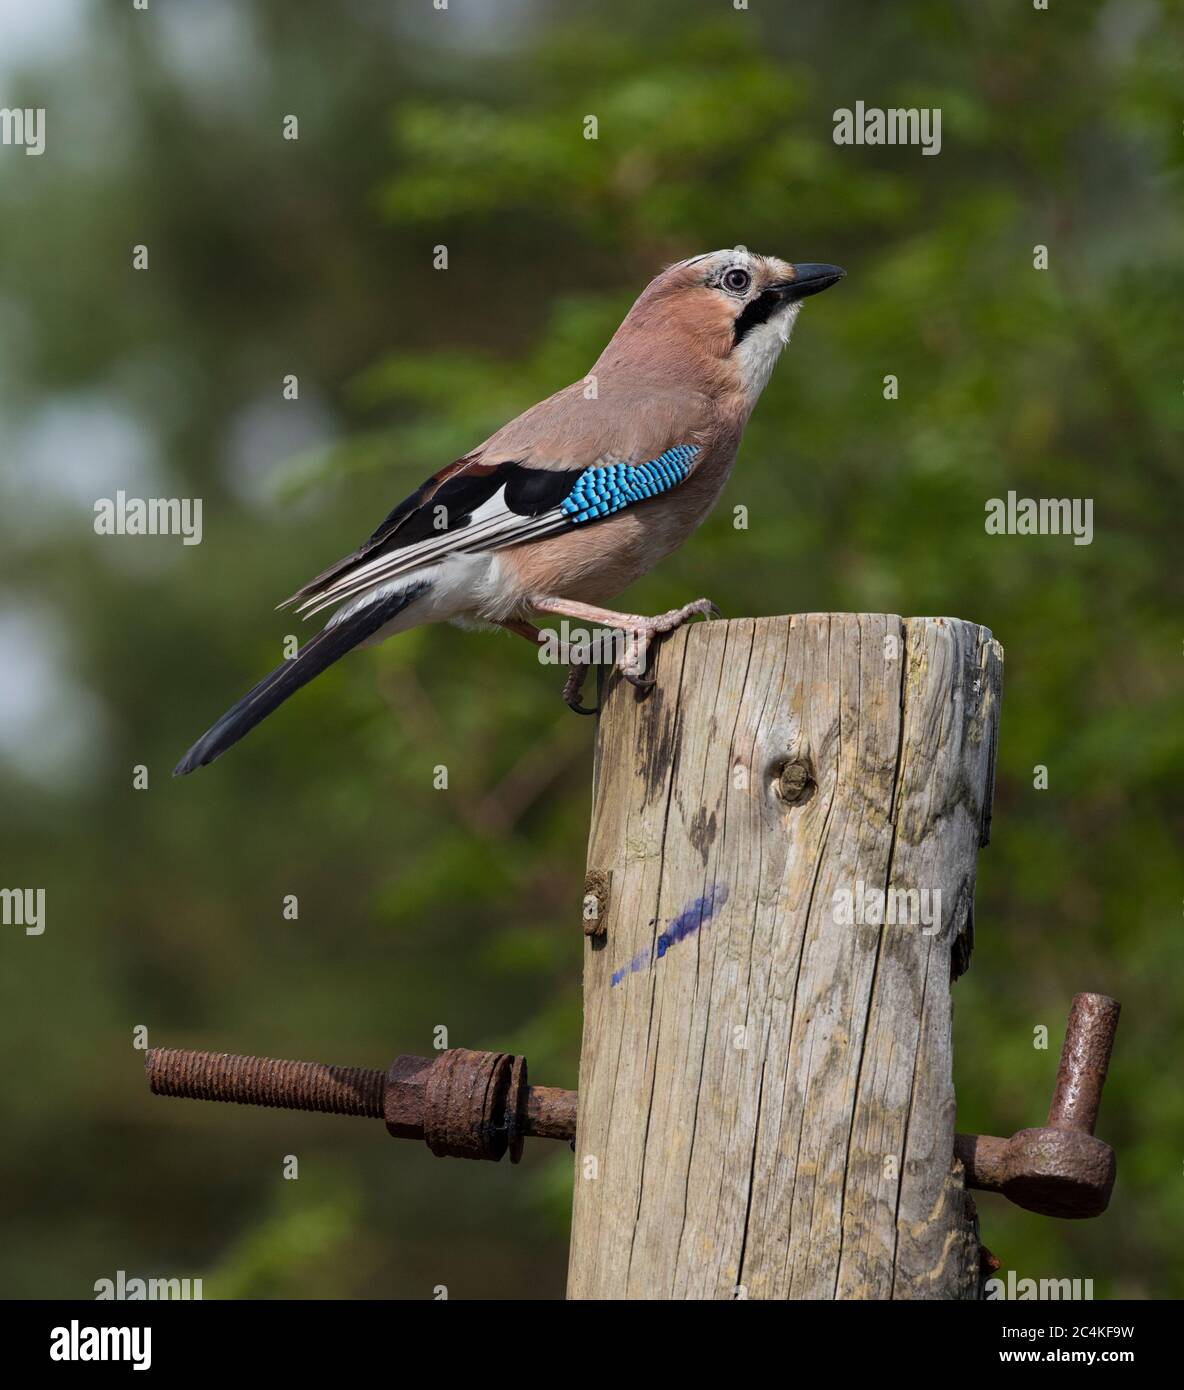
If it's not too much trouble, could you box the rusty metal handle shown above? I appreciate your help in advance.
[1046,992,1120,1133]
[955,991,1120,1219]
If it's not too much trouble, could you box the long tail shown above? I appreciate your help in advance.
[174,580,431,776]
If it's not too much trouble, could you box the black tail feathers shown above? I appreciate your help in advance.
[174,581,430,776]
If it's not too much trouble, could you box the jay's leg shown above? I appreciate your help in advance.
[497,618,546,645]
[496,617,597,715]
[530,596,720,692]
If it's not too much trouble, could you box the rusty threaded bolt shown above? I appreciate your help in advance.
[147,1048,385,1117]
[146,1044,577,1163]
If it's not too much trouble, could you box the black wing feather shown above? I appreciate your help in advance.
[280,458,578,610]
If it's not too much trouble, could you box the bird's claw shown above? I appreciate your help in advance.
[562,663,599,716]
[656,597,721,631]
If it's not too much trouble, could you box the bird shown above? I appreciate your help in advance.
[174,249,844,775]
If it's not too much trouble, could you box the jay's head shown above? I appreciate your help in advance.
[617,249,845,404]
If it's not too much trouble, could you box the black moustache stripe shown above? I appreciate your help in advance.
[732,290,783,347]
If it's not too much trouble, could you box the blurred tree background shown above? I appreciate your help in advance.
[0,0,1181,1299]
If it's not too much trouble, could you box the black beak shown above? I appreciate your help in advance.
[773,263,846,302]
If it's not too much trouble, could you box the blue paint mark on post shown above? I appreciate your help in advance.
[611,883,729,987]
[610,945,650,988]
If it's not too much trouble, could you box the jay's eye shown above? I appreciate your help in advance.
[722,267,751,294]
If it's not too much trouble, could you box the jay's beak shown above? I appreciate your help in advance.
[773,263,846,302]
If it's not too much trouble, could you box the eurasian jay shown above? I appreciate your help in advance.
[175,249,844,774]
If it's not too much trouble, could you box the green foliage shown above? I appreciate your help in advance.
[208,1178,362,1301]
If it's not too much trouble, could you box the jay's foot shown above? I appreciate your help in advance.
[534,595,721,700]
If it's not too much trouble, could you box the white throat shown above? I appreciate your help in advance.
[734,302,800,408]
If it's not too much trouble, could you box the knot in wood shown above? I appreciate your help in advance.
[775,758,814,806]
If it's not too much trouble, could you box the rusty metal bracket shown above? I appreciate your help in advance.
[146,1044,578,1163]
[955,992,1120,1218]
[148,991,1120,1213]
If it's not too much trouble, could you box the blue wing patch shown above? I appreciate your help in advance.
[558,445,700,524]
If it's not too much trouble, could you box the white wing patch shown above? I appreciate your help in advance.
[295,490,569,620]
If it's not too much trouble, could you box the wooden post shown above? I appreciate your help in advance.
[567,614,1003,1300]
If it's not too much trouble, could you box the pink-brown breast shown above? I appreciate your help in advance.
[472,263,754,611]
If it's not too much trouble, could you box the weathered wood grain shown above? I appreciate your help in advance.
[567,614,1003,1300]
